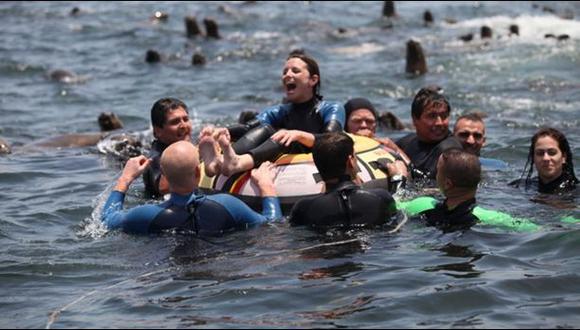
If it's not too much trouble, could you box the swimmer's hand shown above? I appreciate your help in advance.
[115,155,152,192]
[251,161,278,197]
[271,129,315,148]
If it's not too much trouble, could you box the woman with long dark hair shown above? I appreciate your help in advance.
[199,52,344,177]
[512,127,578,194]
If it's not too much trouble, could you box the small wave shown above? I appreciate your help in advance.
[329,42,386,57]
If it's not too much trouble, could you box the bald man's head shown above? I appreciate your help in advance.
[160,141,199,191]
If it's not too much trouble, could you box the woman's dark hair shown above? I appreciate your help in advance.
[287,52,323,100]
[516,127,578,188]
[150,98,188,128]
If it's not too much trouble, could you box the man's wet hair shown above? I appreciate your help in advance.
[456,112,484,124]
[313,132,354,181]
[287,52,323,100]
[440,148,481,189]
[150,98,188,128]
[517,127,579,187]
[411,85,451,119]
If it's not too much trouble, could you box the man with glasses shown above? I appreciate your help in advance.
[453,113,508,170]
[396,86,463,180]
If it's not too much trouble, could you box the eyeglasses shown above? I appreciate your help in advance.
[457,131,484,141]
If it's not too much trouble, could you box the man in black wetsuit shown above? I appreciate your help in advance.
[289,132,397,228]
[396,86,462,180]
[142,98,192,198]
[397,149,540,232]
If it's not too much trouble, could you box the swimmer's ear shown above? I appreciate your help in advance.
[309,74,319,87]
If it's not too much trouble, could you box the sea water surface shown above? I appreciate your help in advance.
[0,1,579,328]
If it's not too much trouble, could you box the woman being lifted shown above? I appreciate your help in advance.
[199,52,345,177]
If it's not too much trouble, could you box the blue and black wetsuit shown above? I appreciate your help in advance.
[396,131,462,180]
[142,139,168,198]
[289,176,396,228]
[102,190,282,235]
[228,98,345,166]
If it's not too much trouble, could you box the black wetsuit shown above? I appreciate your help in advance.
[142,139,167,198]
[396,132,462,180]
[419,198,478,232]
[228,98,345,166]
[510,173,578,194]
[289,176,396,228]
[397,196,540,232]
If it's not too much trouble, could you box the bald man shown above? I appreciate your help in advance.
[101,141,281,235]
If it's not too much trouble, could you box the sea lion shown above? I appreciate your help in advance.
[0,138,11,154]
[405,39,428,75]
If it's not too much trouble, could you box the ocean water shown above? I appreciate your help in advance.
[0,1,579,328]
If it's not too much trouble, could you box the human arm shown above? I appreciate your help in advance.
[473,207,540,232]
[102,156,152,231]
[270,129,315,148]
[251,161,282,220]
[396,196,438,217]
[114,156,152,192]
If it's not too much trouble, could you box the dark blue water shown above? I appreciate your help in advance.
[1,1,579,328]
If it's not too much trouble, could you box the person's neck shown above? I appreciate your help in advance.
[444,189,476,209]
[539,170,564,185]
[170,184,196,196]
[292,94,316,106]
[324,175,353,191]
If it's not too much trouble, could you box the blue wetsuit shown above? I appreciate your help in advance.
[257,99,344,133]
[102,190,282,235]
[230,98,345,165]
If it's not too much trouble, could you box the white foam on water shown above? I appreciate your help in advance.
[449,14,580,41]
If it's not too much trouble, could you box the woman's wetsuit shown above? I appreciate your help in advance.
[228,98,345,166]
[102,190,281,235]
[397,196,540,232]
[510,173,578,194]
[289,176,396,228]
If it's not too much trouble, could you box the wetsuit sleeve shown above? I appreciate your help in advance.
[227,119,262,141]
[262,197,283,221]
[207,194,282,226]
[561,216,580,224]
[372,188,397,215]
[101,191,161,234]
[473,207,540,232]
[318,101,345,129]
[257,105,287,127]
[396,196,438,217]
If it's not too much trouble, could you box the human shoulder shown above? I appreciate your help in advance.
[289,195,318,225]
[396,132,418,147]
[396,196,438,217]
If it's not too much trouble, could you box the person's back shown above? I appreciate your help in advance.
[291,179,395,228]
[102,141,281,235]
[397,149,540,232]
[290,132,396,228]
